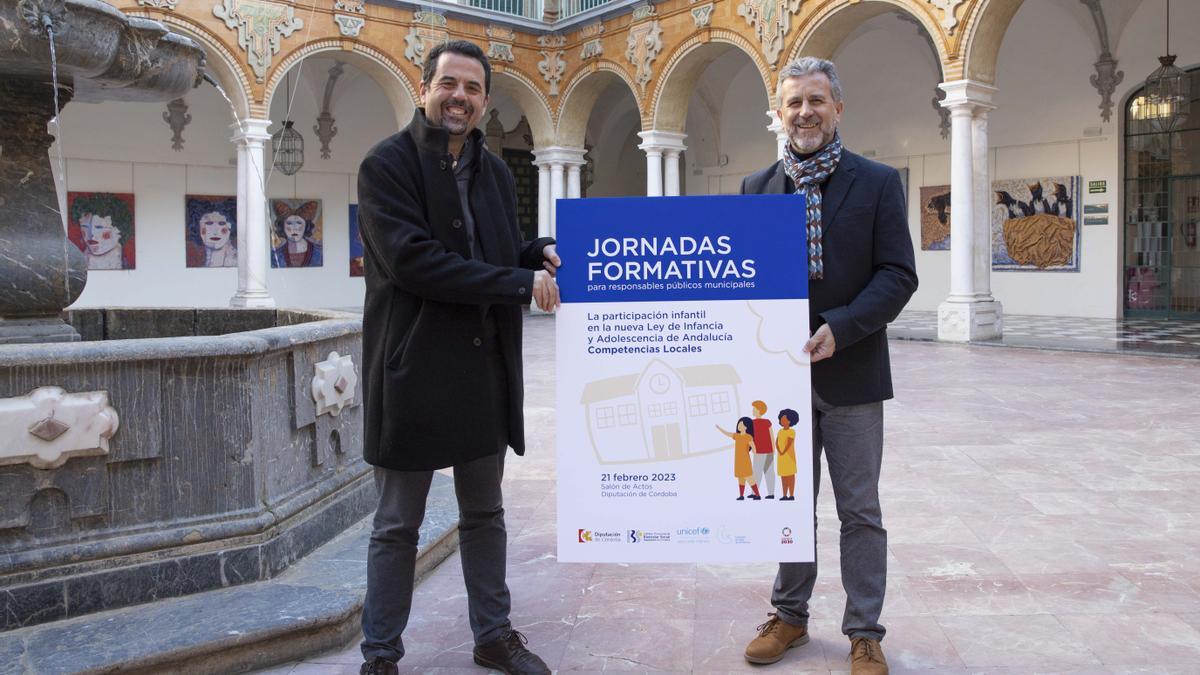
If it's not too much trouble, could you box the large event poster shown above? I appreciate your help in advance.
[555,195,814,563]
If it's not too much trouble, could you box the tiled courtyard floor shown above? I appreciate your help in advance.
[265,315,1200,674]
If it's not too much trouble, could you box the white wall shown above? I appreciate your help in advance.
[587,80,645,197]
[683,55,775,195]
[52,59,400,310]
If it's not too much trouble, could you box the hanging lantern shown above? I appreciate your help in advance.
[272,120,305,175]
[1138,0,1191,132]
[272,71,304,175]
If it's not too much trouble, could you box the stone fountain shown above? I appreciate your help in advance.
[0,0,373,637]
[0,0,206,343]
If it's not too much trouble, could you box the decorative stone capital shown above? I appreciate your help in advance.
[334,0,365,13]
[637,130,687,154]
[580,39,603,60]
[625,20,664,94]
[231,117,272,144]
[737,0,802,65]
[1,387,119,469]
[538,49,567,97]
[312,351,358,417]
[533,145,587,167]
[405,23,449,68]
[334,14,364,37]
[926,0,966,34]
[691,3,714,27]
[213,0,304,84]
[488,42,515,62]
[938,80,997,114]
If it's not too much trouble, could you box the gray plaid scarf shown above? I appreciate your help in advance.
[781,133,842,280]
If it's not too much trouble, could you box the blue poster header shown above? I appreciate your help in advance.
[555,195,808,303]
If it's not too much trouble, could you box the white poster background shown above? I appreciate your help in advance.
[556,298,813,563]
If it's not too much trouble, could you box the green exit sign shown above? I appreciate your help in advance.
[1088,180,1107,194]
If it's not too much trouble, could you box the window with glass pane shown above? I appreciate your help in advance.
[1124,68,1200,318]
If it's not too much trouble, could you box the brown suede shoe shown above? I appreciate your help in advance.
[744,612,810,664]
[850,636,889,675]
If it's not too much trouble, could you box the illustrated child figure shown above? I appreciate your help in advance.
[776,409,799,501]
[716,417,761,500]
[750,400,776,499]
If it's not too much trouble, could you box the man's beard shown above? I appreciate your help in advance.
[440,99,473,134]
[789,126,832,155]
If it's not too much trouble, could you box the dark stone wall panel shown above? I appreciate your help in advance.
[1,581,65,630]
[160,357,255,520]
[0,360,163,463]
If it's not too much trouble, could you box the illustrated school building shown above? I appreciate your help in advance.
[56,0,1200,339]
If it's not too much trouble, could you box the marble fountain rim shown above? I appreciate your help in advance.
[0,309,362,366]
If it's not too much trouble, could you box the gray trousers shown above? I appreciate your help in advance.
[752,452,776,495]
[360,452,511,662]
[773,389,886,641]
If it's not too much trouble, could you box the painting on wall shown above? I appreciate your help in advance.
[269,198,324,268]
[919,185,952,251]
[991,176,1081,272]
[67,192,136,270]
[185,195,238,268]
[349,203,364,277]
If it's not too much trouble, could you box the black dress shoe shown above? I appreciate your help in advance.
[360,657,399,675]
[473,628,551,674]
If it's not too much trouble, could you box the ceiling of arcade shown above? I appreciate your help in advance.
[121,0,1024,139]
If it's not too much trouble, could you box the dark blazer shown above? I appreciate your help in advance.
[356,109,554,471]
[741,150,917,406]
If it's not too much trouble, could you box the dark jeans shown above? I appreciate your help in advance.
[772,389,887,641]
[360,451,511,662]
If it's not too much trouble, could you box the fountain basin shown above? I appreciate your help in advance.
[0,309,372,631]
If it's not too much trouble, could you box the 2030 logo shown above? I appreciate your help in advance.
[780,527,794,545]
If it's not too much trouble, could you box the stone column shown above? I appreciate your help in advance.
[0,81,86,343]
[937,81,1002,342]
[767,110,789,160]
[663,149,682,196]
[230,119,276,308]
[535,161,551,238]
[638,131,687,197]
[549,163,565,235]
[567,163,582,199]
[556,147,586,200]
[535,146,586,236]
[972,108,996,303]
[642,145,663,196]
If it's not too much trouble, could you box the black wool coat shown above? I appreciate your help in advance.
[356,109,554,471]
[741,150,918,406]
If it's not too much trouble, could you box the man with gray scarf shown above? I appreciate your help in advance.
[739,57,918,674]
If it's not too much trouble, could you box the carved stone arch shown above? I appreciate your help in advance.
[650,29,772,133]
[265,40,419,129]
[125,11,254,119]
[960,0,1024,84]
[490,67,556,148]
[557,60,642,147]
[787,0,952,97]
